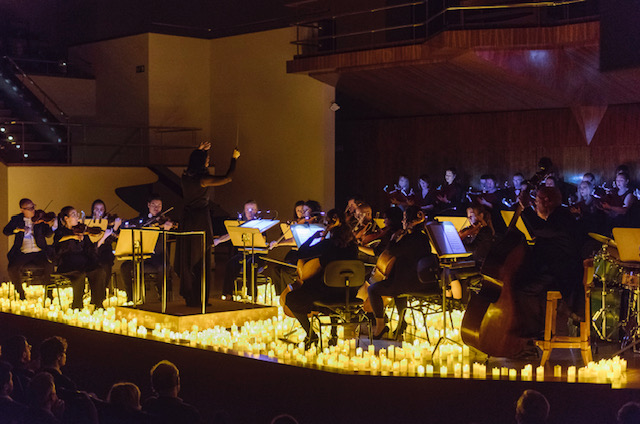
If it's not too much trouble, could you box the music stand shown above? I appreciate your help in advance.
[114,228,160,307]
[226,219,279,302]
[425,221,473,354]
[500,211,533,243]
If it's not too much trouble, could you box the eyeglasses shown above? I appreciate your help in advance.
[21,205,35,211]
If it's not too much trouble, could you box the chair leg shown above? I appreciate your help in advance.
[540,347,552,367]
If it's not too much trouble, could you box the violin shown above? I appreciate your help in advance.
[72,223,104,235]
[459,223,484,241]
[151,215,178,230]
[32,209,56,224]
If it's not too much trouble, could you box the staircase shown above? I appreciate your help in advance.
[0,57,68,164]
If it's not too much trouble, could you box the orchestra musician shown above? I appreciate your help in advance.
[54,206,109,309]
[570,181,605,257]
[284,209,358,349]
[473,174,507,235]
[221,200,264,298]
[90,199,121,293]
[344,195,363,229]
[352,202,379,247]
[367,206,437,339]
[119,194,175,303]
[3,198,55,300]
[178,141,240,307]
[448,205,496,302]
[435,167,464,214]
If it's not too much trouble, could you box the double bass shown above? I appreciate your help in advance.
[460,203,528,357]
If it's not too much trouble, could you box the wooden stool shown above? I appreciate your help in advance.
[535,259,594,366]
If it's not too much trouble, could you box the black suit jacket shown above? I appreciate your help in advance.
[3,214,53,262]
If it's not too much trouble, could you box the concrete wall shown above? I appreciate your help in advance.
[209,28,335,218]
[1,166,158,282]
[24,75,96,118]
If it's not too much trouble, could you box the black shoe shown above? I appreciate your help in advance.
[304,333,319,350]
[328,335,338,346]
[393,320,408,340]
[373,325,389,340]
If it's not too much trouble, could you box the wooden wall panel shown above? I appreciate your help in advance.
[336,103,640,212]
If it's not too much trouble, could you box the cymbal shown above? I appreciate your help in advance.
[589,232,617,247]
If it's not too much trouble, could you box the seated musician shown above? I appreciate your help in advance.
[435,167,464,214]
[367,206,437,339]
[3,198,54,299]
[90,199,121,294]
[119,195,174,302]
[263,200,318,296]
[284,209,359,349]
[352,202,380,248]
[518,186,584,338]
[221,200,263,298]
[344,195,364,229]
[449,205,496,302]
[54,206,110,309]
[358,206,403,259]
[417,174,436,217]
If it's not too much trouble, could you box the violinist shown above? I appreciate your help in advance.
[352,203,380,247]
[54,206,108,309]
[263,200,326,296]
[3,198,54,300]
[120,194,174,303]
[90,199,121,290]
[221,200,265,298]
[284,209,359,349]
[178,141,240,307]
[367,206,437,339]
[435,167,464,214]
[345,195,364,229]
[449,205,496,302]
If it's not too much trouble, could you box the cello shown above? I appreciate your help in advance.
[460,203,529,357]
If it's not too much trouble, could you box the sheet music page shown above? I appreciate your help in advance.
[443,222,466,254]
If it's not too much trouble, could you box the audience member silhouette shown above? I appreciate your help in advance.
[515,390,550,424]
[0,360,27,424]
[1,335,34,405]
[618,402,640,424]
[23,372,63,424]
[143,360,203,424]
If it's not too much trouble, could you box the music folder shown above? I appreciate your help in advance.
[612,228,640,263]
[290,223,325,248]
[226,219,279,249]
[114,228,161,258]
[434,216,469,232]
[426,221,472,259]
[500,210,533,242]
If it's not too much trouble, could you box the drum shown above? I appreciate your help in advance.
[620,262,640,290]
[593,249,623,288]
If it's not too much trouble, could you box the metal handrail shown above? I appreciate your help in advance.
[292,0,596,57]
[2,56,69,120]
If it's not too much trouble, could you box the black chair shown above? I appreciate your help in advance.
[395,256,445,343]
[311,260,371,349]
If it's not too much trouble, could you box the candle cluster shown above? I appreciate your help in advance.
[0,282,629,387]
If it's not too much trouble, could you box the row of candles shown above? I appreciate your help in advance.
[0,282,628,387]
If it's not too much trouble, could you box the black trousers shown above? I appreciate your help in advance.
[8,251,53,297]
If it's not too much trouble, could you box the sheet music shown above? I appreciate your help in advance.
[426,221,470,258]
[239,219,279,233]
[290,223,325,248]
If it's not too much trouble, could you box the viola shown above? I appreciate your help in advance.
[458,223,483,241]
